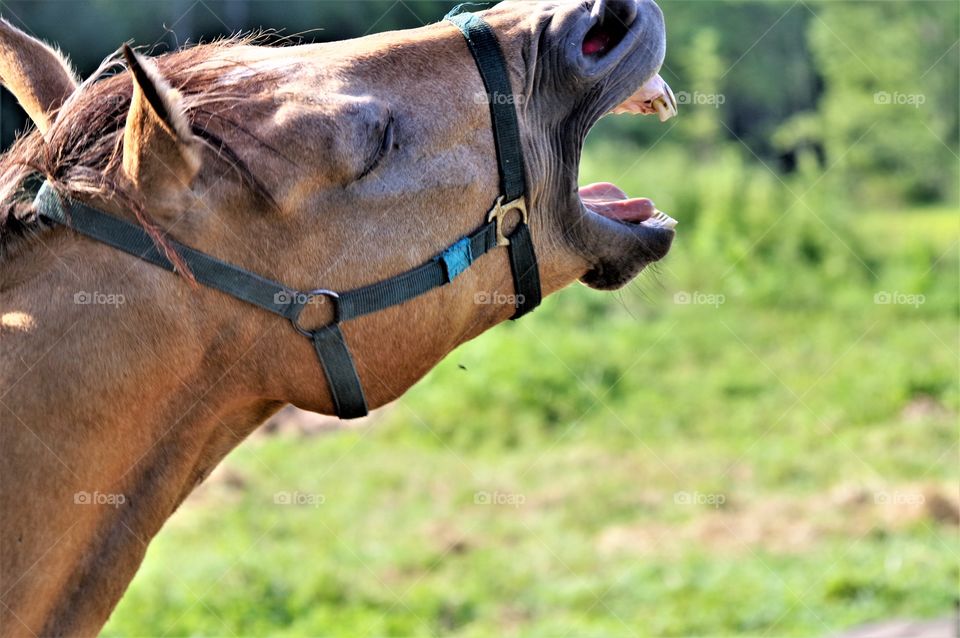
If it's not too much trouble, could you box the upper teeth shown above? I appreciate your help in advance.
[609,77,679,121]
[651,83,678,122]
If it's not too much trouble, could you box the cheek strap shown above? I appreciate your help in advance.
[447,6,542,319]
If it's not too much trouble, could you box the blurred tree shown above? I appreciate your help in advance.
[663,1,819,157]
[592,1,820,162]
[678,28,725,158]
[779,0,959,205]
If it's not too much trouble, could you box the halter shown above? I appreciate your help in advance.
[32,7,541,420]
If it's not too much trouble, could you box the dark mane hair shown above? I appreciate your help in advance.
[0,38,278,261]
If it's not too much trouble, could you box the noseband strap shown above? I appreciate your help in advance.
[32,8,540,420]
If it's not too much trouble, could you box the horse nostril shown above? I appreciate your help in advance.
[604,0,640,28]
[582,0,638,58]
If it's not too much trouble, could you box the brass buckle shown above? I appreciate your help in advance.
[487,196,528,247]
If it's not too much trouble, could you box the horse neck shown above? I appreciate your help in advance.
[1,229,287,633]
[1,227,282,479]
[1,390,281,635]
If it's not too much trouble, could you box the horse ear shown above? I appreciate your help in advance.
[121,44,200,201]
[0,17,78,135]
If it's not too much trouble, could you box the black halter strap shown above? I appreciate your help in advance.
[32,8,540,420]
[446,6,542,320]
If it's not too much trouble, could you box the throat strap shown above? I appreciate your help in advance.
[34,183,304,319]
[311,325,368,419]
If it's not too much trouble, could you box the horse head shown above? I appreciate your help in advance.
[0,1,676,634]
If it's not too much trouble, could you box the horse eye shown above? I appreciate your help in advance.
[358,115,395,180]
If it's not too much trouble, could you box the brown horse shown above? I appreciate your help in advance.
[0,0,676,634]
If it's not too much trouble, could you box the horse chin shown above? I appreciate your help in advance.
[576,204,675,290]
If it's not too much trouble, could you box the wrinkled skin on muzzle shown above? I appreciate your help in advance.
[492,0,677,290]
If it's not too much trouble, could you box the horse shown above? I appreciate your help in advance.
[0,0,676,633]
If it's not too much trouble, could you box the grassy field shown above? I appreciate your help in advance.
[103,152,958,636]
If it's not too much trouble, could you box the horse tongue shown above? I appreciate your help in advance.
[580,181,655,223]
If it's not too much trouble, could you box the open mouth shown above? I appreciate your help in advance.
[564,0,678,289]
[579,72,678,233]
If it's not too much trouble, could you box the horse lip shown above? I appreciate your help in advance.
[562,15,667,156]
[581,201,676,256]
[577,204,676,289]
[572,162,675,289]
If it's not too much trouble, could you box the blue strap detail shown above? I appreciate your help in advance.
[439,236,474,282]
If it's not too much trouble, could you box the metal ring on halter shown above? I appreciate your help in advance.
[289,289,341,338]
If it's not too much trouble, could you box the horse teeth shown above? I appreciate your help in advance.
[652,97,676,122]
[642,209,678,230]
[665,83,678,111]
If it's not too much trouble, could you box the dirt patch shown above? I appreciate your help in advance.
[422,519,474,556]
[829,615,958,638]
[901,396,954,424]
[597,482,959,556]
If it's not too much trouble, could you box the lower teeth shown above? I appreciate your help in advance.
[641,210,678,230]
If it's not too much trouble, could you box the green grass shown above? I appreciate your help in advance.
[102,150,958,637]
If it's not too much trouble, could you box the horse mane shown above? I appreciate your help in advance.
[0,36,279,260]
